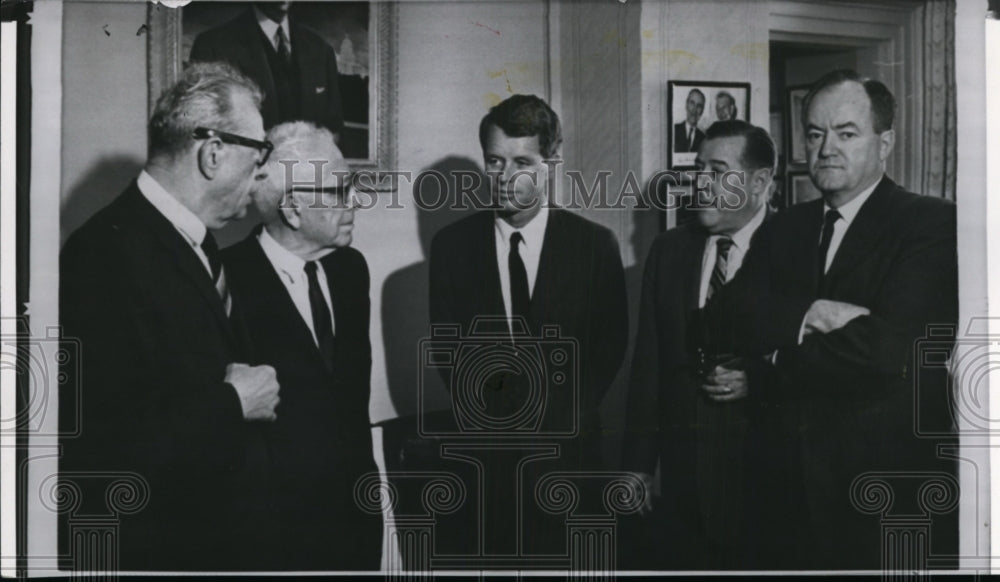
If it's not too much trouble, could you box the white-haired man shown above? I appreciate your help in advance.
[60,62,281,570]
[223,121,382,570]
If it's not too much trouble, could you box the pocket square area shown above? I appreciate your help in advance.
[315,87,326,94]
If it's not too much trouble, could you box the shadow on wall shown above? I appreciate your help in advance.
[61,156,145,246]
[60,154,261,249]
[379,156,487,421]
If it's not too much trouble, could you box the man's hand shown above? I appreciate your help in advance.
[630,472,655,516]
[226,363,280,421]
[701,365,748,403]
[803,299,871,337]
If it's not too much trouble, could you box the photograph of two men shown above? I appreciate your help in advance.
[3,0,996,576]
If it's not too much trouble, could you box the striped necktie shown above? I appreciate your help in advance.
[705,236,733,303]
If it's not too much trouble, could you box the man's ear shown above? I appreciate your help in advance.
[878,129,896,162]
[197,139,224,179]
[278,193,302,230]
[751,167,774,197]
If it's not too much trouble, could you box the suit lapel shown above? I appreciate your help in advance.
[125,186,239,349]
[238,11,278,120]
[472,212,507,332]
[527,209,559,334]
[684,229,708,314]
[823,177,896,286]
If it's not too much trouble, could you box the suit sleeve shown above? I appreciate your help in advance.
[621,241,661,474]
[587,229,628,407]
[60,232,246,477]
[775,205,958,392]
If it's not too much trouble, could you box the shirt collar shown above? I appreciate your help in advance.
[727,202,767,252]
[825,177,880,227]
[136,170,207,247]
[495,205,550,249]
[254,6,289,45]
[258,226,309,283]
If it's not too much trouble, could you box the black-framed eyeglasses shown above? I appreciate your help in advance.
[289,183,357,208]
[193,127,274,167]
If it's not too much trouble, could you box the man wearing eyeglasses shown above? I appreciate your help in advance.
[222,121,382,570]
[60,62,281,570]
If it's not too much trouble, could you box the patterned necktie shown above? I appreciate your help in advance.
[304,261,335,372]
[705,236,733,303]
[817,209,842,279]
[508,232,531,323]
[275,26,291,64]
[687,126,695,151]
[201,232,231,314]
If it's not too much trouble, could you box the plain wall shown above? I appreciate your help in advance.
[60,1,147,245]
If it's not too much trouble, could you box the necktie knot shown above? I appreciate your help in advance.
[275,26,291,62]
[824,209,842,229]
[715,236,733,258]
[304,260,318,277]
[511,231,524,247]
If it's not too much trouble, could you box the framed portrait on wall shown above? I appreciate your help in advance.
[786,84,810,165]
[147,1,397,176]
[787,171,822,206]
[667,80,750,170]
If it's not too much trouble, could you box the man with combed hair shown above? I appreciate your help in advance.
[624,120,776,569]
[715,91,738,122]
[223,122,382,569]
[674,88,706,152]
[60,62,281,570]
[701,69,958,569]
[429,94,628,559]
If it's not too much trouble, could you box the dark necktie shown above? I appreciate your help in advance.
[304,261,335,371]
[509,231,531,323]
[817,209,843,280]
[201,232,230,313]
[275,26,291,64]
[687,126,695,151]
[705,236,733,303]
[201,231,222,282]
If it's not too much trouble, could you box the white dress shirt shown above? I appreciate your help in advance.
[697,204,767,308]
[136,170,212,278]
[258,227,335,345]
[254,6,291,53]
[494,206,550,322]
[820,179,879,273]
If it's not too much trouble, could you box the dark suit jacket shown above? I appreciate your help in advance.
[702,176,958,568]
[429,209,628,463]
[223,231,382,570]
[190,9,344,133]
[623,217,774,568]
[673,121,705,153]
[59,183,271,570]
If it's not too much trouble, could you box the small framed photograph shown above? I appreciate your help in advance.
[787,171,822,206]
[668,80,750,169]
[786,85,810,165]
